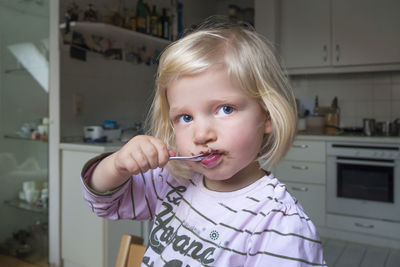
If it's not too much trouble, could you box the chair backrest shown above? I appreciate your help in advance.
[115,234,146,267]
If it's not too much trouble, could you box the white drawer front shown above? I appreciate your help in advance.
[285,140,326,162]
[285,182,326,227]
[327,214,400,240]
[276,160,326,184]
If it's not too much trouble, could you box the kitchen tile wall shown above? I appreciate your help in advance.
[290,71,400,127]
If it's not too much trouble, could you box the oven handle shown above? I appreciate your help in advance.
[336,159,395,167]
[291,186,309,192]
[292,144,309,149]
[354,222,374,229]
[291,165,309,170]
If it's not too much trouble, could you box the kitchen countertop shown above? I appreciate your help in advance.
[60,141,124,153]
[296,131,400,144]
[60,133,400,153]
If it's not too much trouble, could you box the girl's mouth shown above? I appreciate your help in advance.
[199,151,224,168]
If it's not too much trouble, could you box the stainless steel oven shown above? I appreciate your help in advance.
[327,142,400,222]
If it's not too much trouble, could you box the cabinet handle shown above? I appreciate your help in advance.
[291,186,308,192]
[336,44,340,62]
[292,144,308,148]
[323,45,327,62]
[354,222,374,229]
[291,165,309,170]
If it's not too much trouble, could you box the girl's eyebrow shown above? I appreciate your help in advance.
[169,105,183,113]
[169,106,188,116]
[170,96,245,113]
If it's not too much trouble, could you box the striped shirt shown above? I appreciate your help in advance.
[82,165,326,266]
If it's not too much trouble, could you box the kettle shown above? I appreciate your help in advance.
[363,118,376,136]
[84,125,105,140]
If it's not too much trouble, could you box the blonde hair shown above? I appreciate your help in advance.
[147,16,297,179]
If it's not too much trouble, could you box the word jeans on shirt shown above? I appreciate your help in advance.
[144,185,216,267]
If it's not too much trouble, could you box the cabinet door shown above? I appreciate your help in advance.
[279,0,331,68]
[285,140,326,163]
[62,150,104,267]
[276,160,326,184]
[285,182,326,226]
[333,0,400,66]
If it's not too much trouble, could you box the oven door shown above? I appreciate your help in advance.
[327,156,400,222]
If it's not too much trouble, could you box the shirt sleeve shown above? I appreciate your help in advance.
[246,202,327,267]
[80,153,170,221]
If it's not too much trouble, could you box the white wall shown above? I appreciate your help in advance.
[59,0,253,140]
[60,48,157,138]
[290,71,400,127]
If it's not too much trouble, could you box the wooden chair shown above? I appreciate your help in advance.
[115,234,147,267]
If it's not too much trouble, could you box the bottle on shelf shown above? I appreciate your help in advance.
[157,11,163,37]
[177,1,183,39]
[228,4,239,23]
[144,0,151,34]
[170,1,178,41]
[129,9,136,31]
[135,0,147,33]
[150,5,158,36]
[161,8,170,40]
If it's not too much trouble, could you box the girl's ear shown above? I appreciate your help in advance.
[264,112,272,134]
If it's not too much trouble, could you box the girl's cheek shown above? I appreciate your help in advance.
[175,136,188,155]
[186,162,195,169]
[175,129,192,152]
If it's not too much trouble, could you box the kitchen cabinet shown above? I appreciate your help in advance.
[332,0,400,66]
[284,182,326,227]
[275,140,326,226]
[60,144,147,267]
[327,214,400,241]
[279,0,400,73]
[283,135,400,249]
[279,0,331,69]
[254,0,280,45]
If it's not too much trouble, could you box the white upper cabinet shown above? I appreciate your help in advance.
[278,0,400,73]
[332,0,400,66]
[279,0,331,69]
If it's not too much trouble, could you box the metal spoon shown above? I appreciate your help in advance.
[169,154,208,161]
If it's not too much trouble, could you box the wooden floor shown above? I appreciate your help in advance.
[322,238,400,267]
[0,255,47,267]
[2,240,399,267]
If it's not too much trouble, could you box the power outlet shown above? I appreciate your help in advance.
[72,92,83,115]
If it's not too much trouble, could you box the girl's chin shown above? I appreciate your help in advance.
[198,169,236,182]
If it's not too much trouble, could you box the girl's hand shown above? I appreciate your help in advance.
[113,135,171,177]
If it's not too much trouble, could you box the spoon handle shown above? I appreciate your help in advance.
[169,154,206,161]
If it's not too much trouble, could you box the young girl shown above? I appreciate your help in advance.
[81,17,326,266]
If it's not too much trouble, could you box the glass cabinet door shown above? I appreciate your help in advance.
[0,0,49,265]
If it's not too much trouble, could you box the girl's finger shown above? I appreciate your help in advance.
[133,146,151,173]
[117,153,140,175]
[149,138,170,167]
[168,150,176,157]
[140,141,159,169]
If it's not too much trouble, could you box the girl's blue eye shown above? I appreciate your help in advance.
[179,114,193,124]
[218,106,234,115]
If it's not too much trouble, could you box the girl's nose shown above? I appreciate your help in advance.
[193,119,217,145]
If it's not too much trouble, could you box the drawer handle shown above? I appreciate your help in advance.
[291,186,308,192]
[291,165,309,170]
[292,144,309,148]
[354,222,374,229]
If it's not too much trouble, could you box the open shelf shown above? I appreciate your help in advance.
[60,21,171,48]
[3,134,47,143]
[4,199,48,214]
